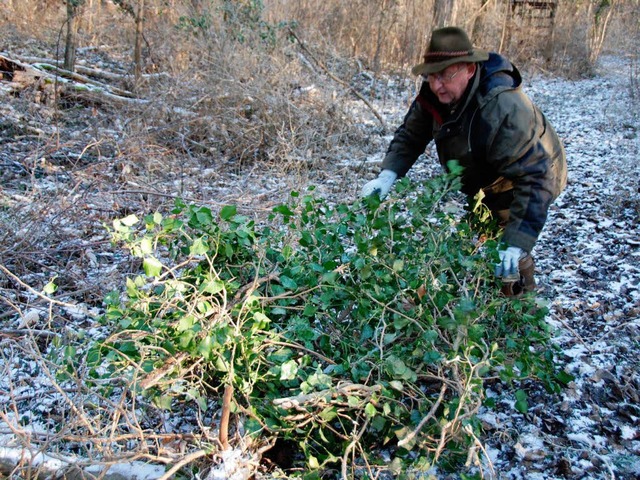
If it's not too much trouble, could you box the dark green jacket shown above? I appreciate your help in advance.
[382,53,567,252]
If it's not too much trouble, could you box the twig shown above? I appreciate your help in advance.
[0,329,58,338]
[0,263,79,309]
[549,311,592,351]
[156,449,210,480]
[137,352,189,390]
[397,382,447,448]
[595,318,640,344]
[287,28,388,133]
[219,384,234,450]
[341,417,370,480]
[463,423,496,478]
[363,290,426,333]
[273,382,381,411]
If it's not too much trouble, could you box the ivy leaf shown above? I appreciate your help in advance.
[273,204,295,217]
[389,380,404,391]
[139,237,153,255]
[279,275,298,290]
[364,402,378,418]
[153,395,173,410]
[555,370,574,385]
[220,205,237,221]
[143,257,163,277]
[319,406,337,422]
[515,389,528,414]
[190,237,208,255]
[280,360,298,381]
[120,214,139,226]
[194,207,213,226]
[177,315,195,332]
[42,277,58,295]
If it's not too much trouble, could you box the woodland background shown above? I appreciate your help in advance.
[1,0,637,178]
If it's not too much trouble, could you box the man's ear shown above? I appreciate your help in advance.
[466,63,477,79]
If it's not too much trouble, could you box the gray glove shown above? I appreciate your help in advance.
[495,246,526,280]
[361,169,398,199]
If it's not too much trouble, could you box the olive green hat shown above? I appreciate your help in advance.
[411,26,489,76]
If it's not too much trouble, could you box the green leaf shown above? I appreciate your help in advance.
[273,204,295,217]
[364,402,378,418]
[143,257,163,277]
[515,389,528,414]
[153,395,173,410]
[220,205,237,220]
[389,380,404,391]
[279,275,298,290]
[195,207,213,226]
[202,279,225,294]
[120,214,139,227]
[252,312,270,329]
[177,315,195,332]
[139,237,153,255]
[555,370,574,385]
[198,336,214,360]
[64,345,76,360]
[42,277,58,295]
[386,355,417,382]
[190,237,208,255]
[319,406,337,422]
[280,360,298,381]
[308,455,320,470]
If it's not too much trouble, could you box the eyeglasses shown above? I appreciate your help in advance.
[423,66,465,84]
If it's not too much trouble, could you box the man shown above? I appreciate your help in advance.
[361,26,567,295]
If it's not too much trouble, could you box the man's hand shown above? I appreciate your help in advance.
[361,169,398,199]
[495,246,526,279]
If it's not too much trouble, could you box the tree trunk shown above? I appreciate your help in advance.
[372,0,389,73]
[433,0,457,27]
[470,0,490,40]
[64,0,83,72]
[134,0,145,86]
[587,0,616,66]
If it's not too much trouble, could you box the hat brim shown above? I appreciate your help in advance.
[411,50,489,76]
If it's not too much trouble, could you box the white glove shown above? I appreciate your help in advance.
[495,246,526,279]
[361,169,398,199]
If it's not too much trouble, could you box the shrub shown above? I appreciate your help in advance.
[86,166,569,477]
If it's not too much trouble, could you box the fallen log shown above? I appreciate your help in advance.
[0,53,144,106]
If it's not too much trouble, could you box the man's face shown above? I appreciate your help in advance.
[425,62,476,105]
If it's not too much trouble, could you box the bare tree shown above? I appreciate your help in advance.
[134,0,145,85]
[433,0,458,27]
[64,0,84,71]
[470,0,491,39]
[587,0,617,65]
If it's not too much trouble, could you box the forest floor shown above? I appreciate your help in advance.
[0,40,639,480]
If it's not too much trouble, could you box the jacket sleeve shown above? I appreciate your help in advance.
[381,88,435,177]
[484,89,565,252]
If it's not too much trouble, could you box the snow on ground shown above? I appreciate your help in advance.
[478,55,640,479]
[1,53,639,479]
